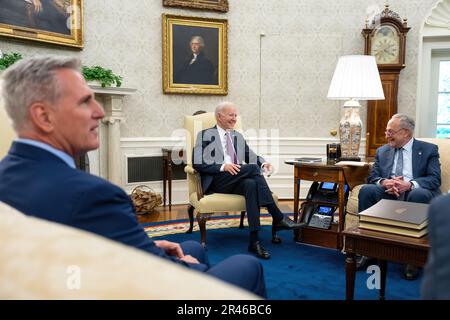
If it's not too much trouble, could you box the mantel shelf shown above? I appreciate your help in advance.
[89,85,137,96]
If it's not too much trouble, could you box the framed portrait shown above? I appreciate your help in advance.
[163,0,229,12]
[162,14,228,95]
[0,0,83,48]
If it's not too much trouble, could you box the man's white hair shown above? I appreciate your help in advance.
[215,101,235,116]
[190,36,205,48]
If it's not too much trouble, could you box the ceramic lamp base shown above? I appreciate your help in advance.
[339,102,362,160]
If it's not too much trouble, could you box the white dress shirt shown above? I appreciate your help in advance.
[388,138,419,189]
[189,53,198,65]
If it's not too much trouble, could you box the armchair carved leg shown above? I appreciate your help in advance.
[186,205,194,234]
[238,211,246,229]
[196,212,210,247]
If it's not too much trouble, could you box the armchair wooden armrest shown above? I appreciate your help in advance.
[184,165,196,175]
[184,165,204,201]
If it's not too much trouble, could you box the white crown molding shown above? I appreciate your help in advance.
[425,0,450,29]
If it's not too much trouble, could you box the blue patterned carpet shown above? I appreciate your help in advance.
[144,216,422,300]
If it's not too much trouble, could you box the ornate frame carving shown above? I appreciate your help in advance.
[0,0,83,48]
[163,0,229,12]
[162,14,228,95]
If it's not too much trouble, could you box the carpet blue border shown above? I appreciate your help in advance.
[140,212,289,228]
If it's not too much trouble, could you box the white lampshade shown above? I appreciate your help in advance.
[327,55,385,101]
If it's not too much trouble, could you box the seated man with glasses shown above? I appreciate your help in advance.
[357,113,442,279]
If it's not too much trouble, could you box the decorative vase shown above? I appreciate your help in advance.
[339,107,362,158]
[349,107,362,157]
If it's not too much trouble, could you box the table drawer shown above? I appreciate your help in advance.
[298,168,340,182]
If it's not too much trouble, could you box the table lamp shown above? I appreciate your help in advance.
[327,55,385,161]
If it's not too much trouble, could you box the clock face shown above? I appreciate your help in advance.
[370,25,400,65]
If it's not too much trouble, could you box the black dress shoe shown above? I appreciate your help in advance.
[273,216,305,231]
[248,241,271,259]
[403,264,419,280]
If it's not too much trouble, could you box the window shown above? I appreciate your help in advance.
[437,61,450,138]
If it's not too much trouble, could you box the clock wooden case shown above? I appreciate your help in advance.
[362,5,410,158]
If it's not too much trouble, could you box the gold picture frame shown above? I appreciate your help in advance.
[162,14,228,95]
[163,0,229,12]
[0,0,83,48]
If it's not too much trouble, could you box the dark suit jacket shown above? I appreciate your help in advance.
[0,142,187,266]
[422,194,450,299]
[174,52,217,85]
[193,126,265,193]
[368,139,441,196]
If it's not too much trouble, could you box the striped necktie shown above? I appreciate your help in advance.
[394,147,403,177]
[225,132,238,164]
[394,147,405,200]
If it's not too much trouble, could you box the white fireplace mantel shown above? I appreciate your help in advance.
[88,85,137,186]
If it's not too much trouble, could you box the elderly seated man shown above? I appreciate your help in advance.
[358,113,441,279]
[193,101,304,259]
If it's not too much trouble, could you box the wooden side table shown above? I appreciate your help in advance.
[162,148,184,210]
[286,161,370,249]
[343,227,429,300]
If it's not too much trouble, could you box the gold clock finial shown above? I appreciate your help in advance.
[365,16,369,28]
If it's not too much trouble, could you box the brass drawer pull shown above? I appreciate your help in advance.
[313,171,318,177]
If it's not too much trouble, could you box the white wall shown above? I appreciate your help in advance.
[0,0,439,138]
[0,0,441,202]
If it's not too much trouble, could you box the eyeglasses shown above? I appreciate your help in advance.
[385,128,405,136]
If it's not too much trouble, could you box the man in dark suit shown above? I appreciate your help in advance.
[174,35,217,85]
[358,113,442,279]
[193,102,304,259]
[0,56,266,298]
[422,193,450,299]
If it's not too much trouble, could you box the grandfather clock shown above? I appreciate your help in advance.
[362,5,410,157]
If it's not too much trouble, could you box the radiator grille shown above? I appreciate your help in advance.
[127,156,186,183]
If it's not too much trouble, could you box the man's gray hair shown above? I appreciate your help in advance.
[0,55,81,131]
[392,113,415,132]
[190,35,205,48]
[215,101,235,116]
